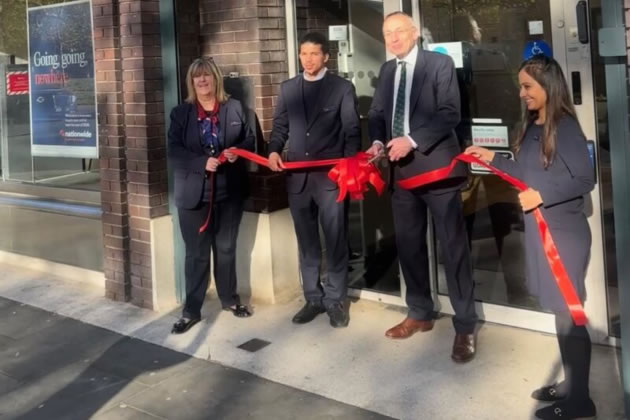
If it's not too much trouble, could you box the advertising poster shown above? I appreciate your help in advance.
[27,0,98,158]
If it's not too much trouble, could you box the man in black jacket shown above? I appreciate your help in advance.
[367,12,478,362]
[268,32,360,328]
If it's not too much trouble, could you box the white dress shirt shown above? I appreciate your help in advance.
[374,45,419,149]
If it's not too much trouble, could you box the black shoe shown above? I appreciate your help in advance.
[292,302,325,324]
[531,383,567,402]
[535,399,597,420]
[326,303,349,328]
[223,304,252,318]
[171,317,200,334]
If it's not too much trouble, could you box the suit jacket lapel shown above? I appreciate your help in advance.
[294,76,307,131]
[409,49,427,116]
[383,60,396,137]
[186,103,203,154]
[218,102,228,147]
[306,72,332,131]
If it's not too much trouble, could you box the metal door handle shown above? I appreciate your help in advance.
[576,0,589,44]
[571,71,582,105]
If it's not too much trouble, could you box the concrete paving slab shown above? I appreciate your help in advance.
[0,362,148,420]
[0,317,121,383]
[0,299,66,340]
[124,362,393,420]
[92,405,166,420]
[0,372,20,396]
[89,337,208,386]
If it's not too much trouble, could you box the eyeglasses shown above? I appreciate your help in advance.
[383,27,412,39]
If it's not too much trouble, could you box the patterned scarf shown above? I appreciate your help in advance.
[197,100,221,157]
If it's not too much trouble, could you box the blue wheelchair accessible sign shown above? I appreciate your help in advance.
[523,40,552,60]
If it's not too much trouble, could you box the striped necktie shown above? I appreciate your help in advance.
[392,61,406,138]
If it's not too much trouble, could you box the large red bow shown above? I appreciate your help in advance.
[327,152,386,202]
[217,149,385,202]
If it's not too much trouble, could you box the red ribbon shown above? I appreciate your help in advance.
[217,149,385,203]
[397,153,587,325]
[199,149,385,233]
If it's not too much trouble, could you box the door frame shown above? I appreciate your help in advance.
[411,0,610,342]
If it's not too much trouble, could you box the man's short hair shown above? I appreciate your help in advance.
[299,32,330,55]
[385,11,415,24]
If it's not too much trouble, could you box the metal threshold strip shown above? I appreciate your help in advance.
[0,192,102,219]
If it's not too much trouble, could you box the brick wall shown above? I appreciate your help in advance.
[197,0,290,212]
[199,0,288,140]
[295,0,348,72]
[93,0,167,309]
[176,0,201,98]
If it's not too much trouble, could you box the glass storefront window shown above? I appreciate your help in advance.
[0,0,102,271]
[0,0,100,191]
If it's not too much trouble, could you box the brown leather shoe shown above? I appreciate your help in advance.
[451,333,476,363]
[385,317,434,339]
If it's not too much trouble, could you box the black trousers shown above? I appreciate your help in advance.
[288,173,348,307]
[178,198,243,319]
[555,311,592,400]
[392,187,478,334]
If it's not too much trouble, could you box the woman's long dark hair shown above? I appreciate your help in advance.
[515,55,581,168]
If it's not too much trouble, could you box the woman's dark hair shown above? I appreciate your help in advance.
[515,55,582,168]
[299,32,329,55]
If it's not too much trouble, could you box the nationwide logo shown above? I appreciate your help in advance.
[59,129,92,138]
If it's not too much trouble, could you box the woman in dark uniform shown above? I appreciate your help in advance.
[466,55,596,420]
[168,57,255,334]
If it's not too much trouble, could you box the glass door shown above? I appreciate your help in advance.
[292,0,410,304]
[346,0,409,304]
[415,0,609,339]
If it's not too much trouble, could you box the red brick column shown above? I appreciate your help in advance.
[93,0,130,303]
[94,0,168,309]
[199,0,290,212]
[122,0,168,309]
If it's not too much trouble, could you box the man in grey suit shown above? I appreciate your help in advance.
[367,12,478,362]
[268,32,360,328]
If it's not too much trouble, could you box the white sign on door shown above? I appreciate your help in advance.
[329,25,348,41]
[471,125,509,148]
[470,125,511,174]
[428,42,463,68]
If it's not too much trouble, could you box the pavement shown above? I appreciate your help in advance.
[0,296,391,420]
[0,262,626,420]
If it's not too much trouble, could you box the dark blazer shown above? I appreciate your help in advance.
[168,98,255,209]
[491,116,595,312]
[268,71,361,193]
[368,49,466,192]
